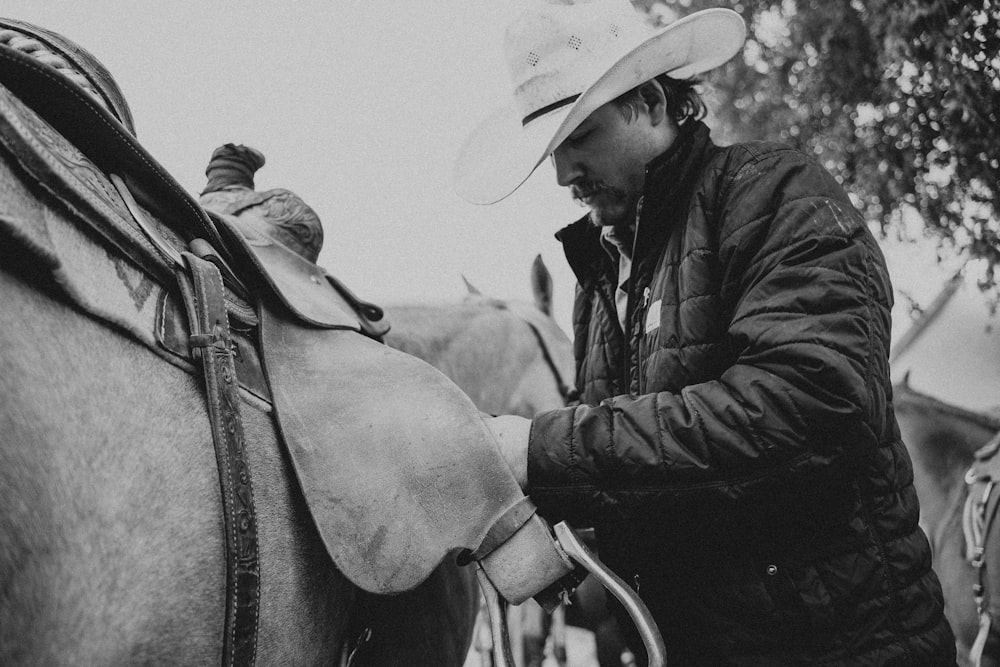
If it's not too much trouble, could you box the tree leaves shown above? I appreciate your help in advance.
[638,0,999,275]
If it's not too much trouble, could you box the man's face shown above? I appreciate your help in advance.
[551,99,668,228]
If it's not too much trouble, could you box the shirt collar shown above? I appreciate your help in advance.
[599,221,636,262]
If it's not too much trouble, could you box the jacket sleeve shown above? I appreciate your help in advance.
[527,148,895,521]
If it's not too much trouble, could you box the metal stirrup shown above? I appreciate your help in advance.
[476,520,667,667]
[554,522,667,667]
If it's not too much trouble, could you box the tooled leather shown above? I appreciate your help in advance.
[156,289,271,403]
[0,81,167,283]
[0,42,226,250]
[0,72,380,339]
[0,82,258,329]
[178,252,260,667]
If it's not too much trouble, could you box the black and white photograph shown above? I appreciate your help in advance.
[0,1,997,665]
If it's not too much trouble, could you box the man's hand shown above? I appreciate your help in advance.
[484,415,531,489]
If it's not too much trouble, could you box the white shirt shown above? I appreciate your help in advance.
[599,225,633,333]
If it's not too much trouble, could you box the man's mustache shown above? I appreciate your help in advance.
[570,180,615,205]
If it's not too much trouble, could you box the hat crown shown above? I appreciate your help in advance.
[503,0,652,122]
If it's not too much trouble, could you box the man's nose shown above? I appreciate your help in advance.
[551,146,583,188]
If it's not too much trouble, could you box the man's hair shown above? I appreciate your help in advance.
[613,74,706,124]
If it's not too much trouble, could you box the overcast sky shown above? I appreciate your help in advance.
[3,0,960,340]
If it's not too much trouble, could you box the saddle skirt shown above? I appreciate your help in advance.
[0,37,575,599]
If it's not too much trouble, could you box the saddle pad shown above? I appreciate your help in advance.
[259,300,525,593]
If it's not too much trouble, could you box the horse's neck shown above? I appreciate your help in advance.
[382,304,461,361]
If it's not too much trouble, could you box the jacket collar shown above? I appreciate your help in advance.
[556,119,714,288]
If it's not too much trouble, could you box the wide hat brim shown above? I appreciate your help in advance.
[454,8,746,205]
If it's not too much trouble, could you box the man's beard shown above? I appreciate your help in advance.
[571,180,637,228]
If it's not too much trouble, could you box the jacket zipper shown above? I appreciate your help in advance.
[622,199,645,393]
[636,286,651,392]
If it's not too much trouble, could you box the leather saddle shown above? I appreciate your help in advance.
[0,23,576,605]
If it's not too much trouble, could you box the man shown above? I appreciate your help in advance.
[458,1,957,664]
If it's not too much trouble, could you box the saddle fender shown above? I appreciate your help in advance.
[259,302,574,598]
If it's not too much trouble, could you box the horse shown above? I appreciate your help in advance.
[0,20,587,666]
[893,378,1000,666]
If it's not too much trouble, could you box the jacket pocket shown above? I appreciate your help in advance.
[762,559,839,648]
[679,563,788,657]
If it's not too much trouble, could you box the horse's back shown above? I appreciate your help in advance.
[0,265,223,663]
[0,236,353,664]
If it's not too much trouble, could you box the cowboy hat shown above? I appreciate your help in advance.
[453,1,746,205]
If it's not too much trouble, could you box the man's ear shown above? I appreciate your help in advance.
[639,80,668,126]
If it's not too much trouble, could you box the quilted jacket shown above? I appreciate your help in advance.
[527,121,956,665]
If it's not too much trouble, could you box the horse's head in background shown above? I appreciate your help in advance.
[384,254,575,420]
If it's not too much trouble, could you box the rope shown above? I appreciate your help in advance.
[0,30,111,116]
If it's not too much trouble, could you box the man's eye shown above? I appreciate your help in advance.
[568,130,591,144]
